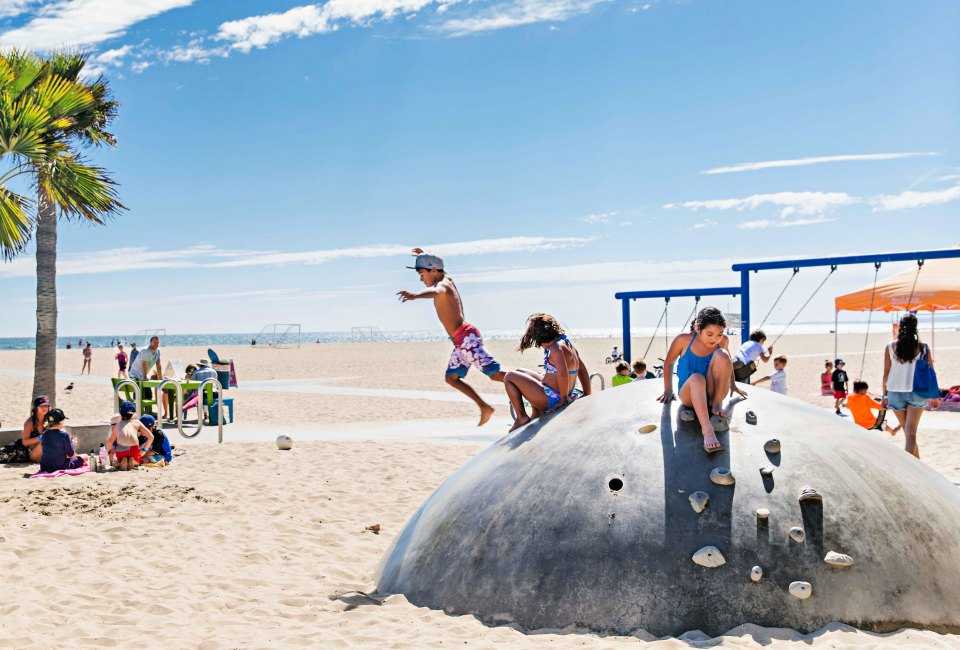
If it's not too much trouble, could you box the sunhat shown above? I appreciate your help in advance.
[198,359,212,367]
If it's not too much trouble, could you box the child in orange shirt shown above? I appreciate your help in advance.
[847,381,901,434]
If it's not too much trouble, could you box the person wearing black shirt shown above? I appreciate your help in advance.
[39,409,84,473]
[831,358,850,416]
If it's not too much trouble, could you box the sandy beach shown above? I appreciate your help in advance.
[2,331,960,647]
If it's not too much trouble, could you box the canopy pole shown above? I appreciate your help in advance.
[834,310,838,360]
[931,310,935,354]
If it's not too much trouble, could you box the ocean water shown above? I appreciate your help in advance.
[0,317,955,351]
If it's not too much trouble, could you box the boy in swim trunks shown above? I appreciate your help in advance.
[398,248,504,426]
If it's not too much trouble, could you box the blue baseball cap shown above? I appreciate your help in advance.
[834,358,845,366]
[119,400,137,415]
[139,414,156,428]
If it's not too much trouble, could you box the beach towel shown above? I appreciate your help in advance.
[30,460,91,479]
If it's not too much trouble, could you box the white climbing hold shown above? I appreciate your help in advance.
[688,491,710,513]
[760,466,774,477]
[756,508,770,520]
[710,467,735,486]
[751,566,763,582]
[764,439,781,454]
[824,551,854,567]
[789,527,806,543]
[679,407,696,422]
[789,581,812,599]
[692,546,726,568]
[799,486,823,502]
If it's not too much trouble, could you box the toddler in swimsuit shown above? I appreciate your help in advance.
[658,307,734,453]
[106,401,153,471]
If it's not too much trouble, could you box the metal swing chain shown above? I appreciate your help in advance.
[770,266,836,348]
[758,267,799,330]
[857,262,882,380]
[680,298,700,334]
[642,302,668,360]
[906,260,924,309]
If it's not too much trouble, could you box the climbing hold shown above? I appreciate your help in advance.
[710,415,729,432]
[760,466,774,477]
[710,467,735,486]
[750,566,763,582]
[789,581,813,600]
[763,439,781,454]
[688,491,710,513]
[824,551,854,567]
[799,486,823,502]
[637,424,657,434]
[679,407,696,422]
[756,508,770,520]
[789,527,806,543]
[745,411,757,425]
[692,546,726,568]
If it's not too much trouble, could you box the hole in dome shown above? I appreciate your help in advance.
[608,478,624,491]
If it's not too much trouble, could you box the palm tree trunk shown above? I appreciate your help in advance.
[32,186,58,404]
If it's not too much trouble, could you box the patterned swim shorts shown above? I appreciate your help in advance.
[446,323,501,379]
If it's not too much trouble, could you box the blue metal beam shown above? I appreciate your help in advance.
[732,248,960,273]
[615,287,741,301]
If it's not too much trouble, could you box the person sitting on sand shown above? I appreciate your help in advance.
[137,415,172,465]
[611,360,633,387]
[658,307,735,453]
[39,408,84,473]
[0,395,50,464]
[107,401,153,471]
[398,249,504,426]
[503,313,591,432]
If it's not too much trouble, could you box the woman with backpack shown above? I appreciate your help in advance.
[883,313,937,458]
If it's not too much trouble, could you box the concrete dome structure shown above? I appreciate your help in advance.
[376,381,960,636]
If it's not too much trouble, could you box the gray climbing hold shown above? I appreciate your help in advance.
[799,486,823,502]
[745,410,757,425]
[824,551,854,567]
[688,491,710,513]
[692,546,725,568]
[710,415,729,432]
[789,581,813,600]
[789,527,806,543]
[764,439,781,454]
[756,508,770,520]
[760,466,774,477]
[710,467,735,486]
[750,566,763,582]
[679,407,696,422]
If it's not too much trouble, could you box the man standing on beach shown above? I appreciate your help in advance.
[398,249,504,426]
[129,336,167,418]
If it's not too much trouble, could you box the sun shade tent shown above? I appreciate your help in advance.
[834,253,960,313]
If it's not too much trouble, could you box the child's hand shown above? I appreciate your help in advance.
[731,385,748,398]
[397,291,416,302]
[657,390,674,403]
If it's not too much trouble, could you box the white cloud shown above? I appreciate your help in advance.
[577,212,615,224]
[213,0,449,53]
[0,0,37,19]
[93,44,132,66]
[0,0,195,49]
[456,256,742,285]
[0,237,593,278]
[692,218,718,229]
[672,191,856,218]
[871,183,960,211]
[738,216,836,230]
[701,152,939,175]
[439,0,608,36]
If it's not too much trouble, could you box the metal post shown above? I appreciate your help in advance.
[834,310,839,361]
[739,270,751,344]
[931,310,935,353]
[198,378,224,443]
[156,379,184,438]
[622,298,631,364]
[113,380,141,414]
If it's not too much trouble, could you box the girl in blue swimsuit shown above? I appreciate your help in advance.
[504,313,591,432]
[658,307,734,453]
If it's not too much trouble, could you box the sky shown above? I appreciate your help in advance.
[0,0,958,337]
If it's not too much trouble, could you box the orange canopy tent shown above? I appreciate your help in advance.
[834,253,960,313]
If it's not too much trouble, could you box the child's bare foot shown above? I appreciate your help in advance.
[702,426,724,453]
[509,414,531,433]
[711,402,727,418]
[478,405,494,427]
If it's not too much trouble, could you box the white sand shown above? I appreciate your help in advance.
[1,333,959,647]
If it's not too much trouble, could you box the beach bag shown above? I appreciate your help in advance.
[912,345,940,399]
[733,360,756,382]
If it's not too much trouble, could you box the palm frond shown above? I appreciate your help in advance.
[38,153,125,224]
[0,183,33,259]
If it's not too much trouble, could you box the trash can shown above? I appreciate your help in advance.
[213,361,232,389]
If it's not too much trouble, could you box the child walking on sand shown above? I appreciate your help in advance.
[398,249,504,426]
[820,360,834,396]
[832,358,849,415]
[658,307,734,453]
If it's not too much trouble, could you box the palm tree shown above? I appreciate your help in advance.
[0,50,124,404]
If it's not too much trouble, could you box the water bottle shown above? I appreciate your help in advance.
[89,450,95,470]
[98,444,109,472]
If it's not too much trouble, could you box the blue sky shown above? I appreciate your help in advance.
[1,0,958,337]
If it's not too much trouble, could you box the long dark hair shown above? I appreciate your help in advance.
[894,313,921,363]
[518,313,564,352]
[29,395,49,433]
[690,307,726,333]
